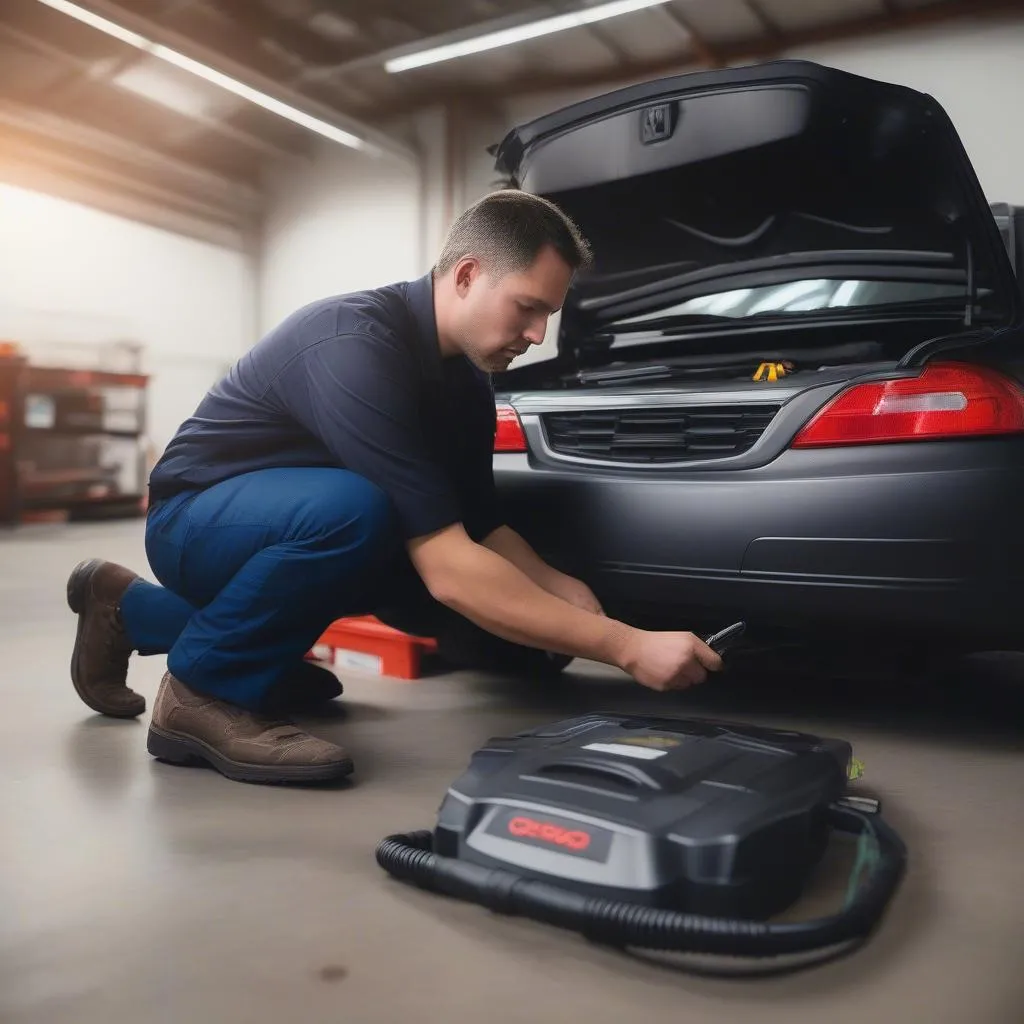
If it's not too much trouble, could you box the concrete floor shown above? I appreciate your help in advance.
[1,520,1023,1024]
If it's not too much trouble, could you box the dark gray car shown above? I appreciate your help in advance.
[486,60,1024,666]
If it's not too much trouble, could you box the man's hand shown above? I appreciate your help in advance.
[621,630,723,692]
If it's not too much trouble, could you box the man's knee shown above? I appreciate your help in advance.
[298,471,399,559]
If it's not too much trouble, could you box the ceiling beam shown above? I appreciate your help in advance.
[743,0,786,46]
[0,132,253,249]
[213,0,360,66]
[659,5,721,67]
[396,0,1024,108]
[0,98,263,211]
[57,0,419,162]
[582,20,635,66]
[32,0,201,103]
[0,120,252,220]
[127,101,304,165]
[539,0,635,66]
[294,1,655,86]
[0,19,300,164]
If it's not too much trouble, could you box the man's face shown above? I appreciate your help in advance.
[451,244,574,373]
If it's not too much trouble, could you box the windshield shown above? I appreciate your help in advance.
[613,278,971,325]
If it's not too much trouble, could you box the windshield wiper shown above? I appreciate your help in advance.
[571,364,735,386]
[572,364,678,386]
[571,340,889,386]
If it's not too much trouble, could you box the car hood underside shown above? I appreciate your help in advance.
[492,60,1020,339]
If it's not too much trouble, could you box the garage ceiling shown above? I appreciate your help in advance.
[0,0,1020,246]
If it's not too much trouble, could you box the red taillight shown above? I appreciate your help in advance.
[495,404,528,452]
[792,362,1024,448]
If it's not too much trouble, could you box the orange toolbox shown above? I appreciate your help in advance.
[312,616,437,680]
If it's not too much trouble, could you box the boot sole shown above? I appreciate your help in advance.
[147,724,354,785]
[67,559,144,719]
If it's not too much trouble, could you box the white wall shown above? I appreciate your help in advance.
[257,103,520,333]
[258,137,422,331]
[0,183,253,455]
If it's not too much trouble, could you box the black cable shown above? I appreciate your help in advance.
[375,804,906,964]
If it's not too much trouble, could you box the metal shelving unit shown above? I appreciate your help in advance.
[0,341,149,526]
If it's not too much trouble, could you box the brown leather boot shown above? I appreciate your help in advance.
[146,672,354,784]
[67,559,145,718]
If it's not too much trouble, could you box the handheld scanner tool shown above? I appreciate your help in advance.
[705,621,747,658]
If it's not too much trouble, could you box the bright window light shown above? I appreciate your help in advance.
[747,279,828,314]
[35,0,366,150]
[385,0,674,73]
[829,280,862,307]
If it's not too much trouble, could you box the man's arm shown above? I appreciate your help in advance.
[409,523,721,691]
[481,525,603,615]
[276,333,467,540]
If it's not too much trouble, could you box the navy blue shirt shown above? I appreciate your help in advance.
[148,274,502,541]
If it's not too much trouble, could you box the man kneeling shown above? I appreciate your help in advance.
[66,190,722,785]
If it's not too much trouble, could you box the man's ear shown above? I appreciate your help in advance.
[453,257,480,296]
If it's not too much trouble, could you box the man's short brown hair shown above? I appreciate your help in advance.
[433,189,592,278]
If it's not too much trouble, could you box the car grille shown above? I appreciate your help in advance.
[541,404,782,464]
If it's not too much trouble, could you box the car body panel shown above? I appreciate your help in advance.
[494,438,1024,645]
[487,61,1024,652]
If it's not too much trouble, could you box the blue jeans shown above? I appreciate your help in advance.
[119,467,413,710]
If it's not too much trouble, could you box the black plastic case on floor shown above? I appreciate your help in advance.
[431,713,853,920]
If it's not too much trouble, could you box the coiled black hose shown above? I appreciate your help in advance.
[375,805,906,959]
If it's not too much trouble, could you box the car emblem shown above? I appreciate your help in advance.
[753,361,793,382]
[640,103,674,145]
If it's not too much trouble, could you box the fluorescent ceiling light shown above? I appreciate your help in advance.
[35,0,366,150]
[386,0,673,73]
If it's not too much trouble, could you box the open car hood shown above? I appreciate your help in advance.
[492,60,1020,334]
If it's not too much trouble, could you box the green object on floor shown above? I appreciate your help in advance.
[844,817,882,910]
